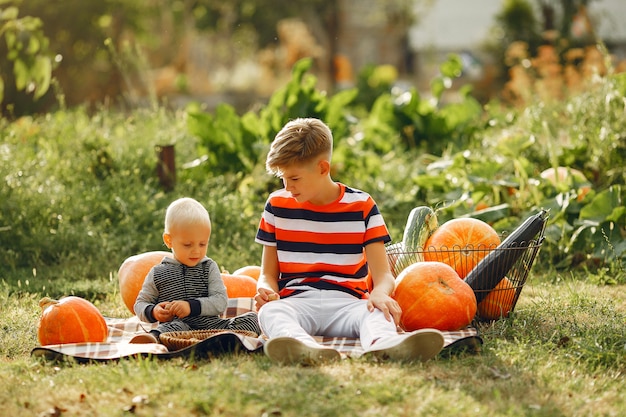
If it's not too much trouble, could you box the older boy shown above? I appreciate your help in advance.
[254,118,444,364]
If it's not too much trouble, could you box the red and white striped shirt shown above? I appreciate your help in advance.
[255,183,391,299]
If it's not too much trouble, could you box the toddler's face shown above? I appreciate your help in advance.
[164,224,211,267]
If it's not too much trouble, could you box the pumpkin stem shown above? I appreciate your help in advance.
[39,297,59,311]
[437,278,456,294]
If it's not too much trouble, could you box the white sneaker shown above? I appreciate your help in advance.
[364,329,445,362]
[264,337,340,365]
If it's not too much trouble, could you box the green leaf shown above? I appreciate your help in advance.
[186,110,214,140]
[326,88,357,137]
[439,54,463,78]
[33,55,51,99]
[439,99,482,132]
[26,34,40,55]
[430,77,445,100]
[5,30,16,50]
[607,206,626,224]
[579,185,622,223]
[0,6,19,21]
[13,58,28,89]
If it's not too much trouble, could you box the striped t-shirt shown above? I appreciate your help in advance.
[255,183,391,299]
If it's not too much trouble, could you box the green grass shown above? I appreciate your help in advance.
[1,279,624,417]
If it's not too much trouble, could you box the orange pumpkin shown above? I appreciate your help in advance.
[393,261,477,331]
[424,218,500,279]
[477,277,517,320]
[221,273,257,298]
[118,251,172,313]
[231,265,261,281]
[474,201,490,212]
[37,296,108,345]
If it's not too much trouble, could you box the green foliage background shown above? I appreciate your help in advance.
[1,56,624,298]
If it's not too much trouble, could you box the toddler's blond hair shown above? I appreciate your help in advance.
[164,197,211,233]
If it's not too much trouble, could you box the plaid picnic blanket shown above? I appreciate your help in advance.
[31,298,482,362]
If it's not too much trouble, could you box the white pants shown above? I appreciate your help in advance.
[258,290,399,349]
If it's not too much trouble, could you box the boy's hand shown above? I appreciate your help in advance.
[153,302,175,322]
[367,290,402,326]
[255,287,280,309]
[166,300,191,319]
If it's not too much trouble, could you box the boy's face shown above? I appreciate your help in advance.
[163,224,211,267]
[279,159,329,205]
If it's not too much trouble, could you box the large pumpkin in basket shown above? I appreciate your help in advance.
[424,218,500,279]
[118,251,172,313]
[38,296,108,345]
[393,261,477,331]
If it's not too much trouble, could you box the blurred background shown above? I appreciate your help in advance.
[2,0,626,117]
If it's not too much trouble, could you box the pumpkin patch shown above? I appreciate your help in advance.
[424,217,500,279]
[393,261,477,331]
[38,296,108,345]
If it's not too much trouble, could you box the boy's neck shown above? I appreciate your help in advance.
[307,181,341,206]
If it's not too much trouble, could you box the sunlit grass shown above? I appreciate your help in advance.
[1,280,624,417]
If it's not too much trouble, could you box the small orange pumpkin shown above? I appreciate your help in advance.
[474,201,490,211]
[118,251,171,313]
[477,277,517,320]
[38,296,108,345]
[424,218,500,279]
[231,265,261,281]
[221,273,257,298]
[393,261,477,331]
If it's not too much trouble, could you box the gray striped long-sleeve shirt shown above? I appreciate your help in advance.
[134,256,228,323]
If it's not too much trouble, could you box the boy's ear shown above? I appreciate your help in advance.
[163,233,172,248]
[318,159,331,175]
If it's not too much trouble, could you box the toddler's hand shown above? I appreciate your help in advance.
[153,302,174,322]
[166,300,191,319]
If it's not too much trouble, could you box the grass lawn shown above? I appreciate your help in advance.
[1,278,624,417]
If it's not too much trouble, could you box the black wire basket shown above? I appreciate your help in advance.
[386,212,547,321]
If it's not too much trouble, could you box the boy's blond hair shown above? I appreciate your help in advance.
[266,118,333,176]
[164,197,211,233]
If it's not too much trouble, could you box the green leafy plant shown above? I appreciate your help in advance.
[360,54,483,155]
[187,58,358,176]
[1,51,624,287]
[0,0,55,115]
